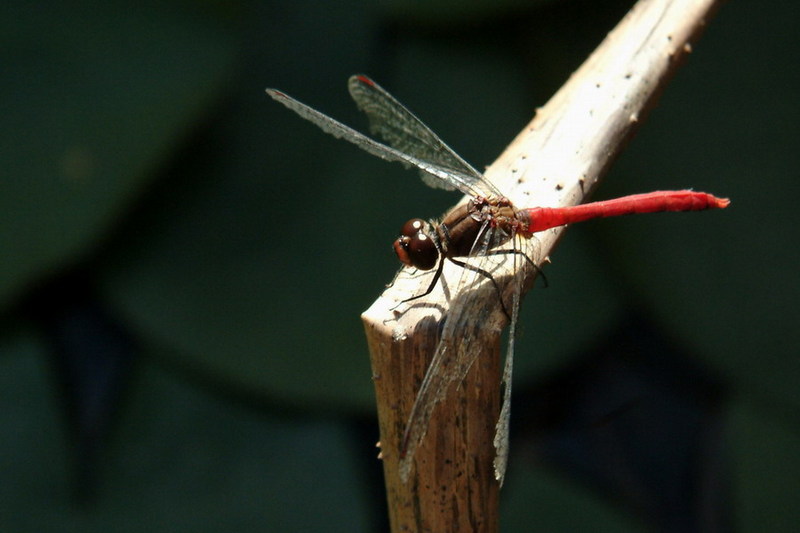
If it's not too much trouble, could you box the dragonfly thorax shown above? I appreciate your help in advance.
[439,198,519,258]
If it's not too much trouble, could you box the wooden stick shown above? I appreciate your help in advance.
[362,0,726,531]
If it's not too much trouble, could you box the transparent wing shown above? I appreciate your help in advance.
[348,75,502,199]
[347,75,500,196]
[267,88,487,194]
[492,233,535,485]
[397,221,517,482]
[397,221,495,482]
[398,222,536,484]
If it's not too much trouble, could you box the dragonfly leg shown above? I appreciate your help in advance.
[484,249,548,288]
[448,257,512,320]
[398,257,446,305]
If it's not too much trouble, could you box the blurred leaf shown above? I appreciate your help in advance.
[0,2,237,307]
[0,328,372,532]
[0,327,68,512]
[728,399,800,532]
[502,465,646,532]
[514,230,626,380]
[98,2,386,411]
[385,0,557,24]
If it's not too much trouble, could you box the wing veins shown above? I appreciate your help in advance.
[267,87,494,198]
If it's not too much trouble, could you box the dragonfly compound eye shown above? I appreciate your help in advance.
[399,218,427,238]
[393,219,438,270]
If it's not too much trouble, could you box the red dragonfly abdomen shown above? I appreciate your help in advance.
[521,190,730,234]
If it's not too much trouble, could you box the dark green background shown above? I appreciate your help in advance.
[2,0,797,531]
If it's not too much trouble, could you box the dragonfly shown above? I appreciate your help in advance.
[266,75,729,485]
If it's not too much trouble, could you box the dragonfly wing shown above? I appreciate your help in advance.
[348,75,503,199]
[493,233,536,484]
[268,88,487,191]
[398,329,470,482]
[492,333,513,485]
[398,221,533,484]
[492,238,525,485]
[399,221,504,482]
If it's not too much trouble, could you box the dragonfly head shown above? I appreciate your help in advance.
[393,218,439,271]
